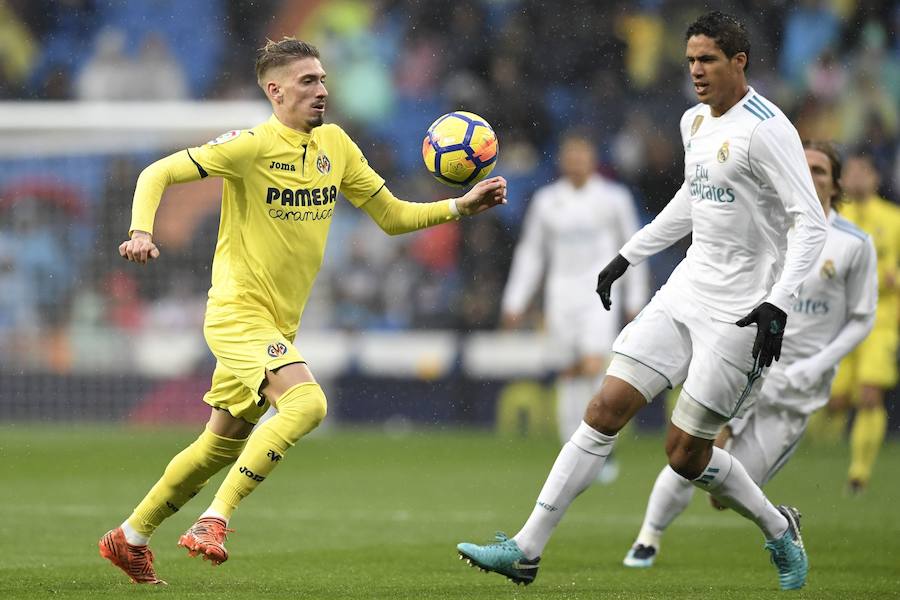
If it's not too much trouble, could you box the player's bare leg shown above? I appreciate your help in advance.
[181,363,325,565]
[457,376,643,584]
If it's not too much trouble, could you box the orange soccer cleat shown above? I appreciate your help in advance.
[98,527,166,585]
[178,517,232,565]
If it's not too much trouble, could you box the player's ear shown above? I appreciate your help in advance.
[733,51,748,72]
[266,80,283,104]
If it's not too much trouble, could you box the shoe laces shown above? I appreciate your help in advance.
[194,518,233,544]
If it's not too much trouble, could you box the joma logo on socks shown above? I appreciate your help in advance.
[537,501,558,512]
[239,466,266,482]
[166,501,180,513]
[267,450,282,462]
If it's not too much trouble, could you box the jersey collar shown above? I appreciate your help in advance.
[268,114,312,147]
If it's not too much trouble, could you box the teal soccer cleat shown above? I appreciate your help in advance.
[764,505,808,590]
[457,532,540,585]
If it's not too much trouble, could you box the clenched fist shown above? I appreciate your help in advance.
[119,230,160,265]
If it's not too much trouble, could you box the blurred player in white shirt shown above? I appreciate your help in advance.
[458,12,827,591]
[623,140,877,569]
[501,134,649,466]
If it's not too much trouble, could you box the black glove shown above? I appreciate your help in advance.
[735,302,787,368]
[595,254,630,311]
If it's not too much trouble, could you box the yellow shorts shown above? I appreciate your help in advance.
[202,306,305,423]
[832,326,899,398]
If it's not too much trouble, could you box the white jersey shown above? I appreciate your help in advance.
[762,211,878,413]
[620,87,827,320]
[502,174,649,321]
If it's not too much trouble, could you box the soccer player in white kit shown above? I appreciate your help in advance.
[501,134,649,456]
[457,12,828,591]
[623,140,878,569]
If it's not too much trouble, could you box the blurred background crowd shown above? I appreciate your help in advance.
[0,0,898,406]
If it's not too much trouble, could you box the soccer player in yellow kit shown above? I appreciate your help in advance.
[827,151,900,493]
[98,38,507,585]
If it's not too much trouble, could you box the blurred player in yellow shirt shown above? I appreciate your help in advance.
[98,38,507,585]
[825,151,900,493]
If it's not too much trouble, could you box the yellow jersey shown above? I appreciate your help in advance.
[838,195,900,330]
[130,114,456,333]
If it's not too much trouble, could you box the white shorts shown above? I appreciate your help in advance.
[727,399,809,485]
[546,303,618,369]
[610,284,764,420]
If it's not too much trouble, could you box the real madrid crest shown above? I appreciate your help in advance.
[691,115,704,136]
[316,153,331,175]
[717,140,730,163]
[820,259,836,280]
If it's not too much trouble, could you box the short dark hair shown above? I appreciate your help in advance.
[255,37,320,86]
[685,11,750,71]
[803,140,843,205]
[845,148,877,169]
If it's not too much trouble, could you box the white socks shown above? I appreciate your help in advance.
[692,446,788,541]
[635,465,694,549]
[200,508,229,524]
[513,421,617,559]
[121,520,149,546]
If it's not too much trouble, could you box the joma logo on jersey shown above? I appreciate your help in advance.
[269,161,295,171]
[266,185,338,207]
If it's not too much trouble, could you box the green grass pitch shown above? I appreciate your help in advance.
[1,425,898,599]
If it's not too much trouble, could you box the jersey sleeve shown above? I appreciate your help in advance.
[846,236,879,319]
[186,129,261,180]
[619,181,692,265]
[501,193,547,315]
[359,185,455,235]
[129,150,206,236]
[129,129,260,236]
[749,119,828,312]
[339,130,387,208]
[792,238,878,379]
[614,188,650,315]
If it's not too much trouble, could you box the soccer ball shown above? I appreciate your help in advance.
[422,111,498,187]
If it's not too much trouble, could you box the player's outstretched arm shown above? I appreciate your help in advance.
[359,177,506,236]
[119,230,160,265]
[454,176,507,215]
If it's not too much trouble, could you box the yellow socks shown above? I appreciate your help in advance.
[210,383,327,519]
[126,427,246,539]
[849,406,887,484]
